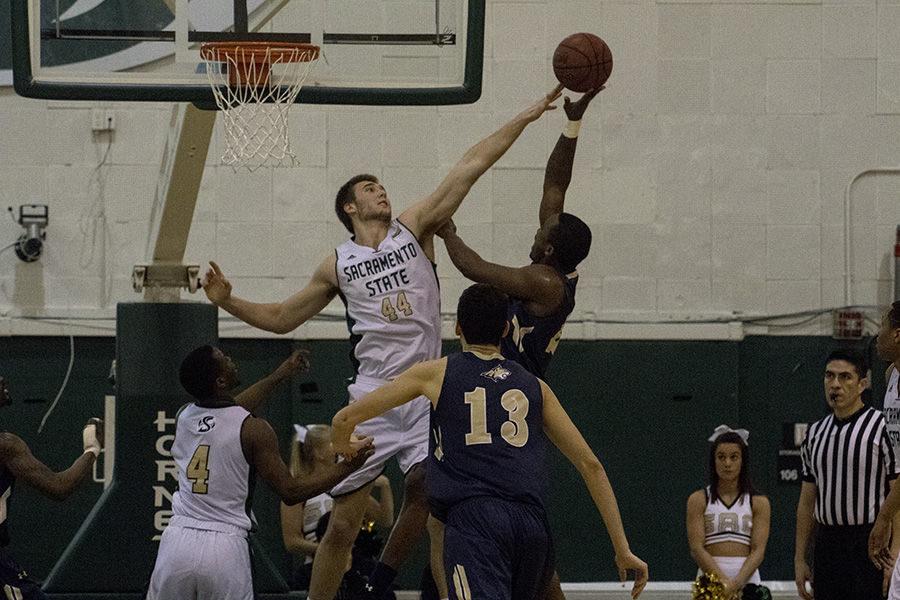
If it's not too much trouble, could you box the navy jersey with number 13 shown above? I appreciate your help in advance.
[428,352,547,519]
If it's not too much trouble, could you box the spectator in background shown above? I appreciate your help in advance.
[281,424,394,593]
[686,425,770,598]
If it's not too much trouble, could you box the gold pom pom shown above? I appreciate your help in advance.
[692,572,728,600]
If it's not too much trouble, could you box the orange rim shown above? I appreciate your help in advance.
[200,41,319,87]
[199,41,320,63]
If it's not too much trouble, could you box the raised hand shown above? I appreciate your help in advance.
[563,87,602,121]
[83,417,104,457]
[614,551,649,599]
[520,84,564,123]
[202,261,232,306]
[274,349,311,381]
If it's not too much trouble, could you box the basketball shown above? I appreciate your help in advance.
[553,33,613,93]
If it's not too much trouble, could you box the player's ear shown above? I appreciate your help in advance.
[502,320,510,337]
[544,243,555,259]
[454,321,461,338]
[343,201,356,218]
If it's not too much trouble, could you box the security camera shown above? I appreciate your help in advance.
[12,204,48,263]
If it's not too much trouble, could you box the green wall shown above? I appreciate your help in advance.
[0,335,890,589]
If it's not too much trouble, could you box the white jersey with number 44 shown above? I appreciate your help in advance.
[170,403,253,531]
[336,220,442,380]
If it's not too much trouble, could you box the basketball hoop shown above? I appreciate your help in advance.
[200,41,320,170]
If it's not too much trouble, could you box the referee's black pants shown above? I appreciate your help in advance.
[813,523,882,600]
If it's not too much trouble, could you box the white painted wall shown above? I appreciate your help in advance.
[1,0,899,339]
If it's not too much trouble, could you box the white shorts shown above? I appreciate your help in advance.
[146,516,252,600]
[330,374,430,496]
[696,555,761,585]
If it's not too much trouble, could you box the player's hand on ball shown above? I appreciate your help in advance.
[614,551,648,599]
[202,261,232,305]
[275,349,311,380]
[83,418,103,457]
[563,87,602,121]
[435,219,457,239]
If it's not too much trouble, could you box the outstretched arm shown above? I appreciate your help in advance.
[332,359,446,455]
[0,420,102,501]
[539,88,599,226]
[436,221,563,308]
[235,350,310,415]
[203,256,339,335]
[540,380,648,599]
[400,86,563,238]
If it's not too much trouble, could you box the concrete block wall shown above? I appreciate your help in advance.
[1,0,899,338]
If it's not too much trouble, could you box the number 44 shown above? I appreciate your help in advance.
[382,291,413,322]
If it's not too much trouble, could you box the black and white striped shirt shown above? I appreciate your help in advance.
[801,406,900,526]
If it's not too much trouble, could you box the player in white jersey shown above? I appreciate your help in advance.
[203,85,564,600]
[146,347,372,600]
[687,426,769,597]
[870,300,900,597]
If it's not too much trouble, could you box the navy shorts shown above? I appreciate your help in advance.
[443,497,553,600]
[0,548,46,600]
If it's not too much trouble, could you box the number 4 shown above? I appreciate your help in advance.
[187,445,211,494]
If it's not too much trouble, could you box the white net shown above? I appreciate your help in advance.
[202,44,319,171]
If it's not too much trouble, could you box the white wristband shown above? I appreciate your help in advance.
[563,120,582,139]
[84,447,100,458]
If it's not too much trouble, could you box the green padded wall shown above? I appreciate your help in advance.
[0,334,890,594]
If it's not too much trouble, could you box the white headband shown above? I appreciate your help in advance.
[708,424,749,446]
[293,424,308,443]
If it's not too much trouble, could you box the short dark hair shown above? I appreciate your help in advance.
[335,174,379,233]
[457,284,508,346]
[708,431,757,504]
[179,345,221,400]
[890,300,900,329]
[550,213,592,272]
[826,348,869,379]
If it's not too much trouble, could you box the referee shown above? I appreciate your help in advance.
[794,349,900,600]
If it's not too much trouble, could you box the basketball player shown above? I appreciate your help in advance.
[145,346,373,600]
[436,87,598,379]
[203,85,564,600]
[869,300,900,595]
[429,89,596,599]
[0,376,103,600]
[331,284,649,600]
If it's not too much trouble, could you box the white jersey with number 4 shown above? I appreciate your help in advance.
[170,403,253,531]
[886,366,900,452]
[336,219,442,380]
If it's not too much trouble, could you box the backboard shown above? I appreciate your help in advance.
[10,0,484,105]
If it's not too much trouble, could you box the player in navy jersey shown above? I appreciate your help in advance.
[0,376,103,600]
[331,284,648,600]
[437,88,598,380]
[433,89,596,599]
